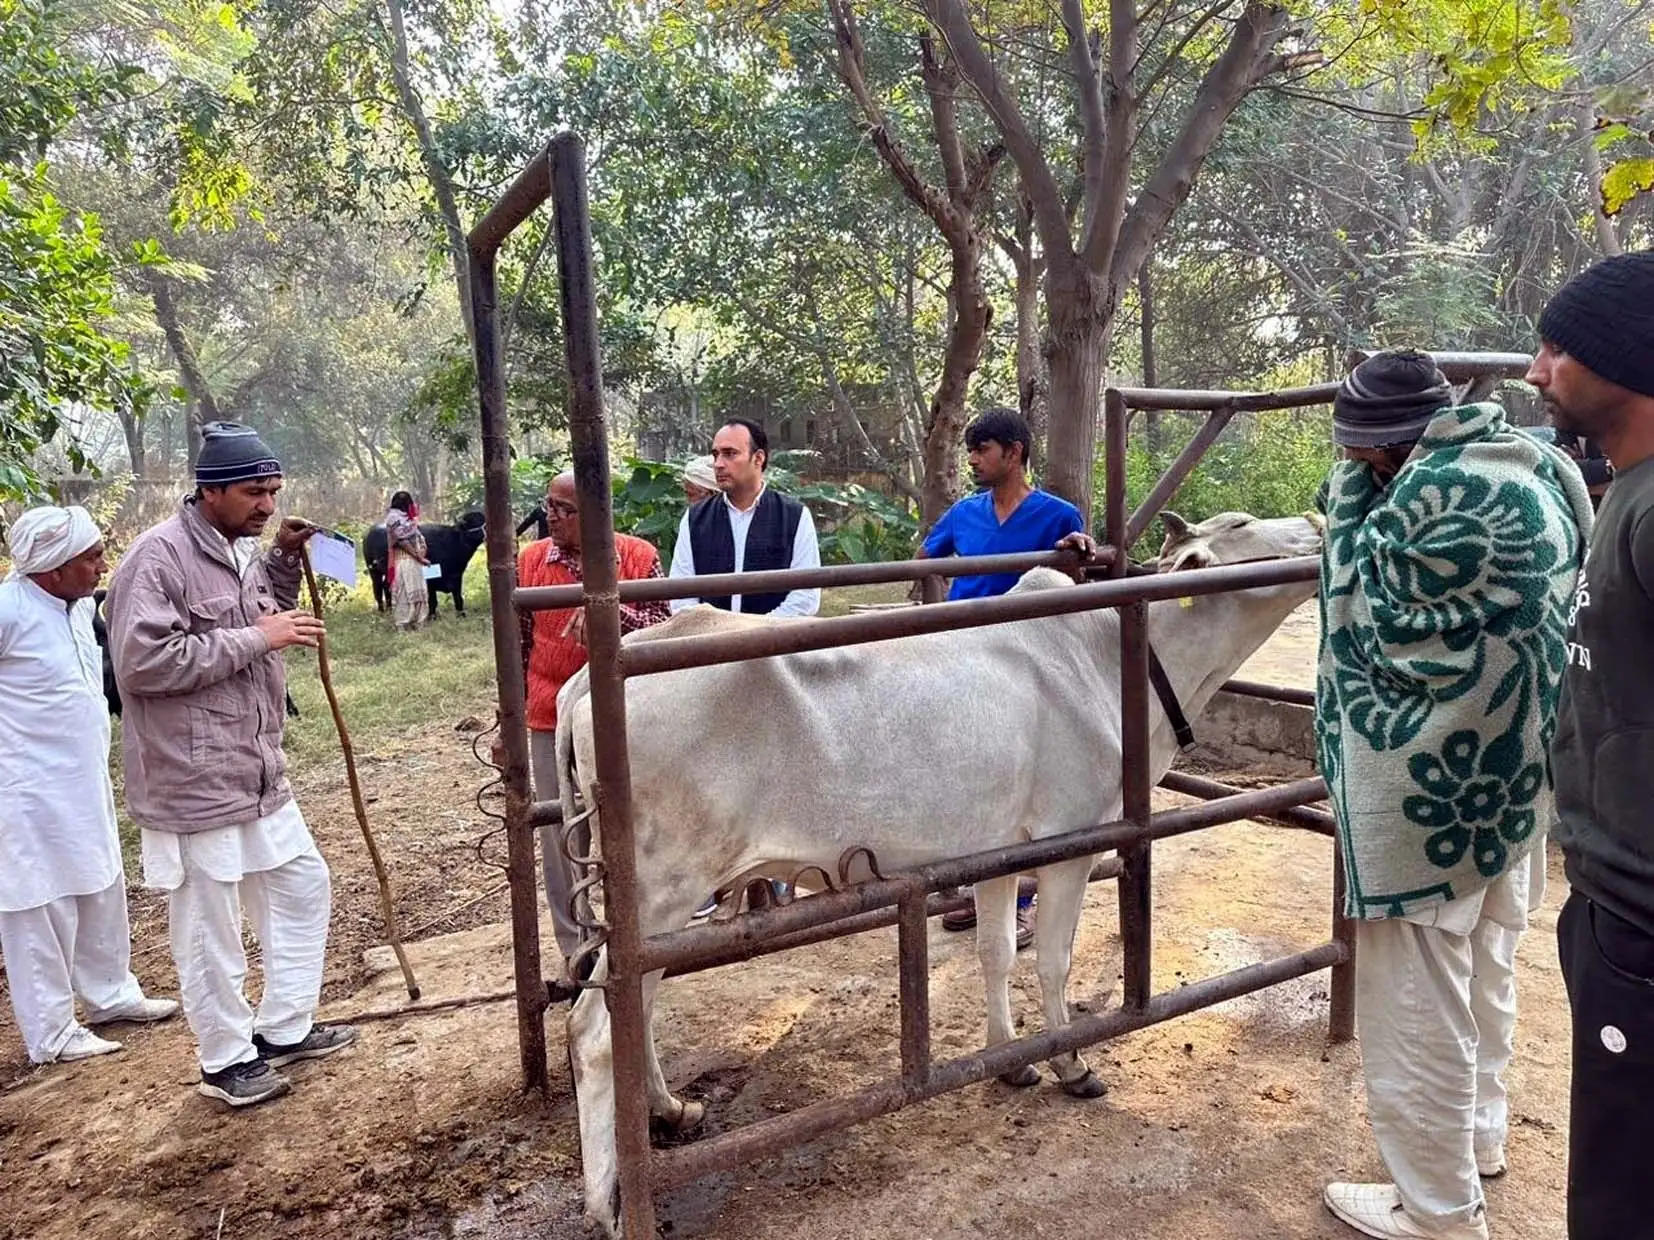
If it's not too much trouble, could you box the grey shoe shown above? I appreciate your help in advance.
[1015,902,1036,951]
[198,1057,291,1108]
[253,1023,358,1068]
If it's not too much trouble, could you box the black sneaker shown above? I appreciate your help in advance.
[198,1057,292,1108]
[253,1023,358,1068]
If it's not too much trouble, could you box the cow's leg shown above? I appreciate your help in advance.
[641,971,704,1134]
[569,955,623,1238]
[426,581,441,618]
[1033,856,1107,1098]
[975,874,1037,1087]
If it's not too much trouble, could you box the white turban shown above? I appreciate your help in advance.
[681,456,718,492]
[3,506,101,580]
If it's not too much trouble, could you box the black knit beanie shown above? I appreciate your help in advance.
[195,422,282,487]
[1538,252,1654,398]
[1333,350,1453,448]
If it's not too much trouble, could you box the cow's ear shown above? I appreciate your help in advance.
[1160,511,1192,542]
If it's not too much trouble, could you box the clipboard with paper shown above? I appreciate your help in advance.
[307,529,358,587]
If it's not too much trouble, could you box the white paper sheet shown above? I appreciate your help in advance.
[422,563,443,581]
[308,530,357,587]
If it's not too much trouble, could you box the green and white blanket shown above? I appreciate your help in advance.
[1316,402,1593,919]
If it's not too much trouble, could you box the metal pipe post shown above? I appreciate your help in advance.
[468,224,547,1093]
[897,885,931,1089]
[549,133,657,1239]
[1329,846,1357,1043]
[1106,389,1154,1010]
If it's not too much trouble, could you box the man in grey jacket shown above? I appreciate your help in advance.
[107,423,355,1108]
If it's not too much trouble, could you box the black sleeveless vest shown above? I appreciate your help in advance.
[686,489,804,615]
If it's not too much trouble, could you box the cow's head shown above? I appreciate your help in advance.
[458,510,486,545]
[1155,510,1323,573]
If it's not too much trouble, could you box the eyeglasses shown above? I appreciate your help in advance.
[547,500,578,517]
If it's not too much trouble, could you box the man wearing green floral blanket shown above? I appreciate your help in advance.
[1315,351,1593,1240]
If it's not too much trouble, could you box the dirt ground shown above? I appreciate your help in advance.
[0,599,1573,1239]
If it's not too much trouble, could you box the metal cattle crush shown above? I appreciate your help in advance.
[468,133,1535,1236]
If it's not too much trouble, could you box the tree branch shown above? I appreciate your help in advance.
[1062,0,1107,227]
[1111,2,1290,288]
[919,34,970,203]
[376,0,473,340]
[828,0,962,239]
[928,0,1074,266]
[1079,0,1138,271]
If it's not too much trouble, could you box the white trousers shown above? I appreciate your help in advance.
[1357,851,1537,1229]
[169,848,332,1074]
[0,879,145,1062]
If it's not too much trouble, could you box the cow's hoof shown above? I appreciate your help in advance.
[1060,1070,1108,1099]
[649,1098,705,1146]
[672,1098,706,1131]
[998,1064,1041,1088]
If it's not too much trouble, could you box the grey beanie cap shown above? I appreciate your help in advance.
[1333,351,1453,448]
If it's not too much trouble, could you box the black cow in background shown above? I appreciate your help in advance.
[364,510,487,618]
[92,590,298,718]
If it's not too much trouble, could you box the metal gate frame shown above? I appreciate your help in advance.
[468,133,1535,1236]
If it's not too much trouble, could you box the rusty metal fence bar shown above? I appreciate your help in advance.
[470,135,1538,1237]
[1221,677,1317,707]
[1158,769,1334,835]
[610,556,1321,677]
[515,545,1112,610]
[639,778,1330,977]
[660,860,1126,979]
[468,144,551,1094]
[651,938,1346,1190]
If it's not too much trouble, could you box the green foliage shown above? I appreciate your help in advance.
[609,457,919,564]
[1106,410,1335,557]
[610,459,687,554]
[0,0,150,501]
[447,453,564,522]
[1593,83,1654,217]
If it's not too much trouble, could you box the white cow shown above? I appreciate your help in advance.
[555,510,1324,1235]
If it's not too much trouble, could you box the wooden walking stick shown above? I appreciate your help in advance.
[300,544,421,1001]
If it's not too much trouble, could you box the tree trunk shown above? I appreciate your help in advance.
[1042,265,1112,517]
[147,273,221,471]
[1579,97,1624,257]
[117,406,146,478]
[919,232,991,528]
[1013,250,1048,480]
[381,0,473,343]
[1138,258,1161,459]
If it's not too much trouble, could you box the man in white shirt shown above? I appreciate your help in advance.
[0,506,178,1066]
[668,419,821,617]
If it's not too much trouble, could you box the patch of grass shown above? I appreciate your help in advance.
[283,570,501,771]
[818,582,913,617]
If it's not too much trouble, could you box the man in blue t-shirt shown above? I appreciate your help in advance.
[919,408,1093,598]
[918,406,1097,948]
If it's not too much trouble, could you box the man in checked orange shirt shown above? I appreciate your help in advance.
[518,471,669,960]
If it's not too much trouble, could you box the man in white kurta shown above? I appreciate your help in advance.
[0,506,178,1064]
[108,422,355,1110]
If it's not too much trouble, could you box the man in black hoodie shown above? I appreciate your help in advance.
[1530,251,1654,1238]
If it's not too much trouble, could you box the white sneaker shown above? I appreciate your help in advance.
[55,1027,124,1062]
[1475,1143,1507,1179]
[87,996,180,1025]
[1324,1183,1488,1240]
